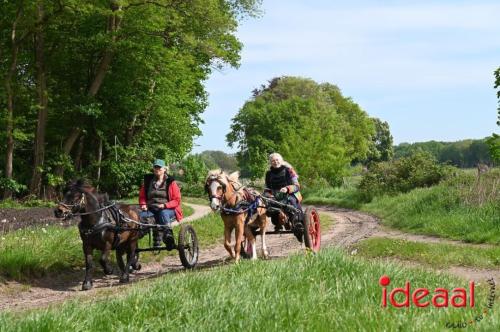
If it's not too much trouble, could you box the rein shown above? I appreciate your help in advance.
[71,202,117,216]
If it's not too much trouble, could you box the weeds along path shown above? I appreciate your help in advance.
[1,204,498,312]
[318,205,500,285]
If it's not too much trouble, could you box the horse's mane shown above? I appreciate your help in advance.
[67,179,95,192]
[206,169,242,189]
[67,179,111,203]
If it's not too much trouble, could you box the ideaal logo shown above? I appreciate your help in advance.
[379,275,475,308]
[379,275,496,329]
[446,278,496,329]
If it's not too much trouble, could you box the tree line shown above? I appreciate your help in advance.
[226,75,498,188]
[0,0,261,199]
[394,139,493,168]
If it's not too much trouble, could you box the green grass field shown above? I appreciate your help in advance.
[0,212,222,280]
[355,238,500,269]
[303,186,363,209]
[0,248,497,331]
[0,202,333,281]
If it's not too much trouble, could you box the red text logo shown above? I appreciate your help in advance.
[380,275,475,308]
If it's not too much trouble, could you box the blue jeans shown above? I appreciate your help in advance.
[140,209,176,226]
[287,194,302,211]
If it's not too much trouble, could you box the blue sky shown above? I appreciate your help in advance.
[192,0,500,153]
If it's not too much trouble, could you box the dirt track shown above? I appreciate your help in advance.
[1,204,498,312]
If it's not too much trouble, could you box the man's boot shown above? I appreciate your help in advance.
[153,229,163,247]
[163,227,175,250]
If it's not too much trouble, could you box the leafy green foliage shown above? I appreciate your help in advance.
[359,152,453,201]
[0,177,27,195]
[394,139,493,167]
[227,77,375,185]
[199,150,238,171]
[0,0,261,199]
[365,118,393,162]
[174,154,209,197]
[178,155,209,185]
[486,67,500,161]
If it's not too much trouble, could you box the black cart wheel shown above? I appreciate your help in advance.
[178,224,199,268]
[303,207,321,252]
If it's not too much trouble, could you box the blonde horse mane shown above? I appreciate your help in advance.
[206,169,243,191]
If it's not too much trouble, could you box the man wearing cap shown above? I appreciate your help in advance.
[139,159,183,248]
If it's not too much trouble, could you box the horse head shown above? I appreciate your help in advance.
[204,169,241,211]
[54,179,97,220]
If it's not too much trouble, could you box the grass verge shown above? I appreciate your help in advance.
[354,237,500,269]
[304,170,500,244]
[0,206,333,281]
[0,248,497,331]
[362,185,500,244]
[0,211,223,280]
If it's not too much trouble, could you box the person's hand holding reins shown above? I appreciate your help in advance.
[279,187,288,193]
[149,203,165,210]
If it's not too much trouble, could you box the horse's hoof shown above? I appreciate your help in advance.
[129,263,141,273]
[104,267,113,275]
[82,282,92,291]
[119,276,129,283]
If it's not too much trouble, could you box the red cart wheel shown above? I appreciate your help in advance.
[303,207,321,252]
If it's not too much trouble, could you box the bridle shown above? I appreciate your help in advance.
[57,191,87,219]
[205,174,226,201]
[57,189,115,220]
[205,174,244,210]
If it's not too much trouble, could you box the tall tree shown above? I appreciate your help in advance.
[30,1,49,196]
[365,118,393,163]
[227,76,375,185]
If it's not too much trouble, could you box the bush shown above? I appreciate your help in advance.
[0,177,27,196]
[178,182,207,198]
[358,152,453,201]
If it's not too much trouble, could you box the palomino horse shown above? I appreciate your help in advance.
[54,180,141,290]
[205,170,268,262]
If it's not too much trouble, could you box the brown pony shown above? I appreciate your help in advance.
[205,170,268,262]
[54,180,141,290]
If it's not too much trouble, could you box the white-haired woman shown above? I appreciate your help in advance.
[264,153,302,230]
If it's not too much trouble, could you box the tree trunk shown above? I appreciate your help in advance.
[3,8,22,199]
[74,135,85,172]
[45,128,82,199]
[96,137,103,189]
[89,1,122,97]
[4,81,15,199]
[30,2,49,197]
